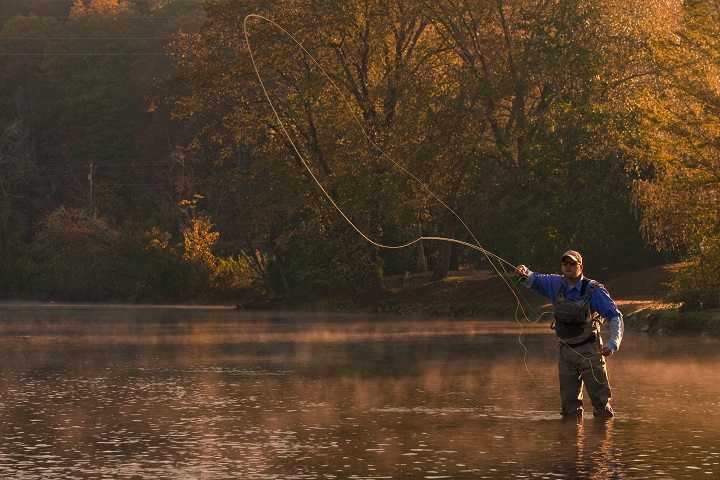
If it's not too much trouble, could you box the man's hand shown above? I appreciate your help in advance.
[598,346,614,357]
[515,265,529,277]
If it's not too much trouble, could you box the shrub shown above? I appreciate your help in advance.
[668,236,720,311]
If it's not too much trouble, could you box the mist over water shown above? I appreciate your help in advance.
[0,304,718,479]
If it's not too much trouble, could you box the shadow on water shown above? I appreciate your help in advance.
[0,304,719,478]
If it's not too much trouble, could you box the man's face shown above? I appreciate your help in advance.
[561,257,583,282]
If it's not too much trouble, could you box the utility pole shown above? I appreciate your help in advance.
[88,162,94,217]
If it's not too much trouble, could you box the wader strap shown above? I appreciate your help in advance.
[555,278,589,304]
[580,279,588,296]
[564,332,597,348]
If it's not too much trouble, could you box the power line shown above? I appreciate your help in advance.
[0,37,173,40]
[0,0,204,2]
[0,52,166,56]
[0,0,204,3]
[0,16,185,19]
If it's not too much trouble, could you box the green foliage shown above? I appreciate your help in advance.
[0,0,208,302]
[26,205,262,303]
[152,0,674,299]
[210,253,264,300]
[0,120,38,276]
[1,0,202,224]
[416,0,665,274]
[274,221,359,299]
[627,304,720,336]
[157,0,437,299]
[31,206,119,301]
[668,240,720,311]
[628,0,720,309]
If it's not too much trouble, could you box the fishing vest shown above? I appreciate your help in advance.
[553,279,602,340]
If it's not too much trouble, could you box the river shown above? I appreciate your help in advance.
[0,304,718,479]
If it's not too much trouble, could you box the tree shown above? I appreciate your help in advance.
[421,0,671,272]
[30,0,145,217]
[158,0,678,304]
[0,14,60,286]
[0,120,37,280]
[631,0,720,309]
[159,0,454,300]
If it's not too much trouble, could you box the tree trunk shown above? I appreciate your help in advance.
[449,243,460,271]
[416,239,428,273]
[270,248,291,300]
[0,231,4,278]
[430,241,452,281]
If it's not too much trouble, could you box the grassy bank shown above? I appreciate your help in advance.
[624,305,720,336]
[378,264,720,337]
[261,263,720,337]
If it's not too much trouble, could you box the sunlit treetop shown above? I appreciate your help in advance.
[69,0,136,19]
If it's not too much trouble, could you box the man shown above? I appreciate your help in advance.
[515,250,623,419]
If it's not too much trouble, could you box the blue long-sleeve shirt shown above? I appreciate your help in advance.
[521,271,624,351]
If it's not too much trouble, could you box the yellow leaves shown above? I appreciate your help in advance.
[69,0,135,20]
[209,254,260,293]
[597,0,683,42]
[179,195,219,269]
[182,214,219,266]
[143,227,172,251]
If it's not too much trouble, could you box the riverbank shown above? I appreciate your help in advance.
[288,263,720,337]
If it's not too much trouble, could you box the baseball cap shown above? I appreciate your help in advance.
[561,250,582,264]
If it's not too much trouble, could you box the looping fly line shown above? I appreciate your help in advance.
[242,14,548,331]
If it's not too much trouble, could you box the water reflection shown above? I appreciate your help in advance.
[0,304,719,478]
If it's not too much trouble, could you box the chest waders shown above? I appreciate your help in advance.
[552,279,602,347]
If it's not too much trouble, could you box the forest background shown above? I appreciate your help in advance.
[0,0,718,314]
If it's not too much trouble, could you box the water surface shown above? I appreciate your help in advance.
[0,304,718,479]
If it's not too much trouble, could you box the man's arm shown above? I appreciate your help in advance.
[515,265,562,302]
[591,286,624,356]
[598,315,623,356]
